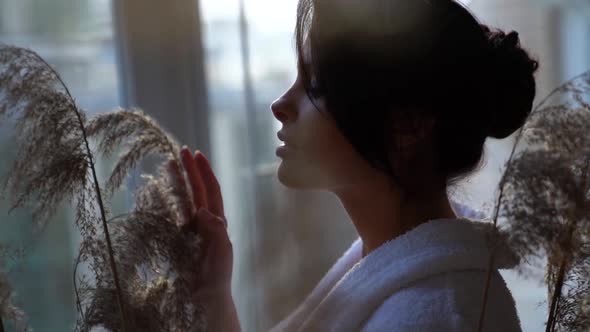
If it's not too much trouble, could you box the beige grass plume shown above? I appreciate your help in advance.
[0,45,208,331]
[478,70,590,332]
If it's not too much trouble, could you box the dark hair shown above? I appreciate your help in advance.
[295,0,539,195]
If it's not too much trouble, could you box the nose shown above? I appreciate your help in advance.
[271,96,293,123]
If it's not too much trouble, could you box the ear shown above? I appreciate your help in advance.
[391,112,436,148]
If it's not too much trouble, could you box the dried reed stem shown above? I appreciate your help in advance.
[32,52,129,332]
[547,258,568,332]
[73,250,85,325]
[546,146,589,332]
[476,71,590,332]
[545,157,590,332]
[477,117,524,331]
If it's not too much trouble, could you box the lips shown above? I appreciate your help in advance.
[277,131,292,146]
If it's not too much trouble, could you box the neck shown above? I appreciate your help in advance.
[332,174,457,259]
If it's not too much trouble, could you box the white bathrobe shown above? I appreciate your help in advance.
[269,205,522,332]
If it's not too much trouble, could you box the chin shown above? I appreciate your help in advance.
[276,160,330,191]
[276,161,303,188]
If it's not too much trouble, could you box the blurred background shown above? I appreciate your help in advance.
[0,0,589,331]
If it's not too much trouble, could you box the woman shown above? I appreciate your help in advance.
[179,0,538,330]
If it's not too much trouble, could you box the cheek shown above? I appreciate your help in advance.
[298,108,373,186]
[315,130,368,182]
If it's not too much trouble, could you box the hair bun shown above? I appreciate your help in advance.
[481,26,539,139]
[500,31,520,49]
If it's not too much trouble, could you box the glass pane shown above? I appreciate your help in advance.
[0,0,120,331]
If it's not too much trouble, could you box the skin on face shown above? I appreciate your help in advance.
[270,41,458,258]
[270,44,381,192]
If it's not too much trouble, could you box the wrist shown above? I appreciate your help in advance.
[194,289,240,332]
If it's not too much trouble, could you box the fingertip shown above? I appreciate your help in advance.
[195,150,210,167]
[180,149,195,170]
[194,151,207,166]
[181,147,192,159]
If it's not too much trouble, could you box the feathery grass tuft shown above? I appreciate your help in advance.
[77,162,206,331]
[1,44,209,331]
[0,45,89,232]
[478,70,590,332]
[0,44,127,331]
[85,109,181,195]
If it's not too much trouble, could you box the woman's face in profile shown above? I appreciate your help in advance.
[270,42,380,192]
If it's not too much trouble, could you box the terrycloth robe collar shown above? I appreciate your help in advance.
[276,217,519,332]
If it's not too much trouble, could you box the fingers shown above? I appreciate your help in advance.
[193,207,234,295]
[166,159,193,225]
[194,151,226,224]
[181,147,209,210]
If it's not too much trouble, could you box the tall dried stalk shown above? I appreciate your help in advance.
[75,110,209,331]
[76,161,208,331]
[0,44,130,330]
[477,70,590,332]
[1,44,209,331]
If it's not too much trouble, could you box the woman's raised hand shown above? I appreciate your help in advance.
[168,147,240,331]
[174,147,234,293]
